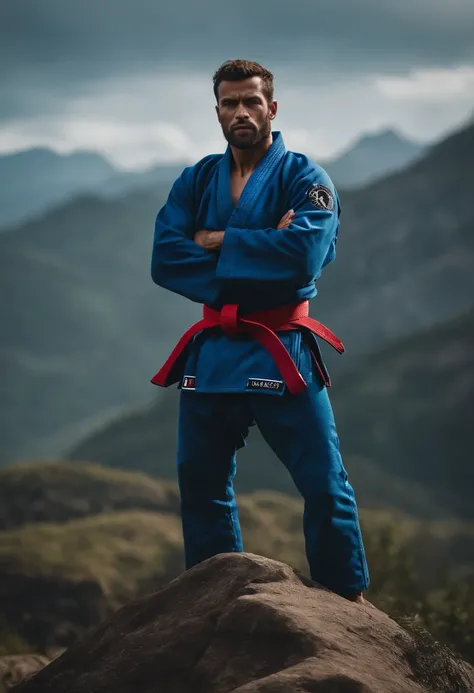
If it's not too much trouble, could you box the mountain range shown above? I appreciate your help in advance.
[0,121,472,472]
[313,120,474,370]
[0,129,423,229]
[0,185,200,465]
[0,148,117,229]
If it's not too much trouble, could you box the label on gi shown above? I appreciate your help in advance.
[246,378,284,392]
[182,375,196,390]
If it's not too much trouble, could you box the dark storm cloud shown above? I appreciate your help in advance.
[2,0,474,120]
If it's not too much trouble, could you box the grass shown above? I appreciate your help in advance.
[0,460,181,531]
[0,510,183,593]
[397,616,473,693]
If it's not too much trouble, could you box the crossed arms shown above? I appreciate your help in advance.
[193,209,295,252]
[151,166,339,306]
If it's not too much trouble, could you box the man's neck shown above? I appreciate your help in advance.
[230,134,273,176]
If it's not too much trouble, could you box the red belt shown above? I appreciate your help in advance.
[150,301,344,395]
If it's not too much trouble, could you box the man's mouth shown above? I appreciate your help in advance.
[233,125,254,132]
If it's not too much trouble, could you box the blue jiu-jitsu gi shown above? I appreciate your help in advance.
[150,131,369,597]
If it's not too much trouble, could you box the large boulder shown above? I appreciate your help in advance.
[11,553,474,693]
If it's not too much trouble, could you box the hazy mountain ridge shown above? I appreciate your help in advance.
[0,187,202,465]
[98,162,190,198]
[0,122,472,466]
[0,148,118,229]
[0,129,424,229]
[313,120,474,368]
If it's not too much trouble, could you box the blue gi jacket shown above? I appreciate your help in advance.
[151,131,341,395]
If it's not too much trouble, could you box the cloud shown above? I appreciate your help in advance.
[375,66,474,100]
[1,66,472,169]
[1,0,474,121]
[1,1,473,166]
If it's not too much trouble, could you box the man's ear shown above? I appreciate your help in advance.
[215,105,221,122]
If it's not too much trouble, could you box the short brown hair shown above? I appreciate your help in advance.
[213,59,274,104]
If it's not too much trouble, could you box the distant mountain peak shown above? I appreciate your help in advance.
[340,127,421,155]
[322,127,425,187]
[365,127,408,140]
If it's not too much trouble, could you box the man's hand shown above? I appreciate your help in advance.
[194,230,225,251]
[277,209,295,229]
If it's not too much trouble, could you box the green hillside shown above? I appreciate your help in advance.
[0,461,180,531]
[0,187,202,465]
[330,307,474,518]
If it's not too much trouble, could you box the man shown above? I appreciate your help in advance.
[150,59,369,604]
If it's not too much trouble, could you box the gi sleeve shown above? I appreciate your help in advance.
[151,167,221,305]
[216,166,340,285]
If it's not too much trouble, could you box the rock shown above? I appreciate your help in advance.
[11,553,474,693]
[0,654,51,689]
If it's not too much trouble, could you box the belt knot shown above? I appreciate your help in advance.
[220,304,240,336]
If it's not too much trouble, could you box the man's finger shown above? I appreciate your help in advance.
[277,212,295,228]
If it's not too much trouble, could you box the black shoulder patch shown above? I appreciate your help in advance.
[307,184,334,211]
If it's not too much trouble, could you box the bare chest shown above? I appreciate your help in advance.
[230,172,252,208]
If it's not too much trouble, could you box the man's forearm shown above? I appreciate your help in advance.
[193,209,294,253]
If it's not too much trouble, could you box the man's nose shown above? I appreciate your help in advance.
[235,103,249,119]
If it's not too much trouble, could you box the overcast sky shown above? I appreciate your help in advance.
[1,0,473,169]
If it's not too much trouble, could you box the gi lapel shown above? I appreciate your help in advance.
[219,131,287,229]
[216,147,235,229]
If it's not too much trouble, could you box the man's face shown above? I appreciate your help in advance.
[215,76,277,150]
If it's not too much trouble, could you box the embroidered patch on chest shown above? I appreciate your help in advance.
[307,184,335,211]
[246,378,284,392]
[182,375,196,390]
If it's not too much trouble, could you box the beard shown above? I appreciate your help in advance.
[222,117,272,150]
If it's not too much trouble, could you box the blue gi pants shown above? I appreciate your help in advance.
[176,378,369,597]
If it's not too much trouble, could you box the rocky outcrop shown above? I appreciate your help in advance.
[0,654,52,690]
[12,553,474,693]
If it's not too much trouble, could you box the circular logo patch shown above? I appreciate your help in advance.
[308,184,334,211]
